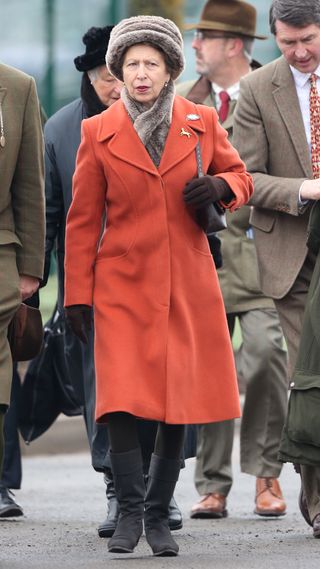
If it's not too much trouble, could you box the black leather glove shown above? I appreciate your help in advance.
[183,175,234,209]
[64,304,92,344]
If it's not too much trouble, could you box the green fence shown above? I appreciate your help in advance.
[0,0,278,117]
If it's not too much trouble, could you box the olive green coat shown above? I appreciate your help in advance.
[0,63,45,405]
[279,201,320,466]
[176,78,273,313]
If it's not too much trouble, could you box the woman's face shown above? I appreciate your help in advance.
[122,44,170,107]
[90,65,122,107]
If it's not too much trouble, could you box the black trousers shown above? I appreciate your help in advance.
[0,366,22,489]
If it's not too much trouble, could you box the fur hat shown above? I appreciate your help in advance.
[106,15,185,81]
[74,26,114,72]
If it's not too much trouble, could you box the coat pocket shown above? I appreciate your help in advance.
[286,387,320,447]
[0,230,22,247]
[250,209,275,233]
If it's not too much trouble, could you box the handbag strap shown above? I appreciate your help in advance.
[195,140,204,177]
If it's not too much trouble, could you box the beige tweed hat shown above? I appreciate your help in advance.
[106,15,185,81]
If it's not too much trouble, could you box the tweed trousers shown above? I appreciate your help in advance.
[194,307,288,496]
[0,244,21,406]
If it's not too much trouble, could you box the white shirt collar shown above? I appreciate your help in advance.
[290,64,320,88]
[211,81,240,100]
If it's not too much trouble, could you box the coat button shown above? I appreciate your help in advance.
[290,381,295,388]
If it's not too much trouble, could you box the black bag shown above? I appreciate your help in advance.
[195,141,227,234]
[19,306,81,443]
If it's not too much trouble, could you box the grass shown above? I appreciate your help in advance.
[39,273,58,324]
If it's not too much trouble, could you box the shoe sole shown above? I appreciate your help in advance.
[98,528,115,538]
[153,549,178,557]
[0,507,23,518]
[190,510,228,519]
[168,521,183,531]
[254,510,286,517]
[108,545,134,553]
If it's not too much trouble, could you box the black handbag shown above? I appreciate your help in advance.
[18,306,81,443]
[195,141,227,234]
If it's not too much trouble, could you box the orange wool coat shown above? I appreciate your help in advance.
[64,95,253,424]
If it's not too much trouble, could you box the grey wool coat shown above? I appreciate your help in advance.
[44,98,86,309]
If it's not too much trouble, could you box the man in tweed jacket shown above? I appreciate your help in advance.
[0,63,44,478]
[233,0,320,538]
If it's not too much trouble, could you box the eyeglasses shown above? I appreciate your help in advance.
[193,30,234,41]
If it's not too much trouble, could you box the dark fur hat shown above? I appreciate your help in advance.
[106,16,185,81]
[74,26,113,72]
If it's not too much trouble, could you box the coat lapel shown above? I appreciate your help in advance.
[272,57,312,178]
[97,100,159,176]
[159,96,205,176]
[97,97,206,178]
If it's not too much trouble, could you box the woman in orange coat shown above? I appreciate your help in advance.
[64,15,253,557]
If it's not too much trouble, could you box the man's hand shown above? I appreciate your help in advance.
[64,304,92,344]
[183,175,234,209]
[300,179,320,201]
[19,275,40,301]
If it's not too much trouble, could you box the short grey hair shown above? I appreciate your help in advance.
[87,67,101,83]
[242,37,254,62]
[270,0,320,35]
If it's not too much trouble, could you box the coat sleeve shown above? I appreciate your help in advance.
[233,77,307,216]
[207,107,254,211]
[64,119,106,306]
[42,127,64,287]
[11,77,45,279]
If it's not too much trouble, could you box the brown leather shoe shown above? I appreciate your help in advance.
[190,493,227,519]
[313,513,320,538]
[254,477,286,517]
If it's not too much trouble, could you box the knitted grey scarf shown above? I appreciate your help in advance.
[121,79,175,167]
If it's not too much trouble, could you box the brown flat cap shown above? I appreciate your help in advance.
[185,0,267,40]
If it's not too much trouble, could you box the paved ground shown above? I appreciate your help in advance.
[1,428,319,569]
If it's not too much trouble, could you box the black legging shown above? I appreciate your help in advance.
[106,411,185,460]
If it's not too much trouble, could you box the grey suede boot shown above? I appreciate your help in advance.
[108,448,145,554]
[144,454,180,556]
[98,472,120,538]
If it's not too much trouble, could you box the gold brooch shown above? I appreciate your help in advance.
[180,127,191,138]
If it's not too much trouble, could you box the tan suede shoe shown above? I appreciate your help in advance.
[254,477,286,516]
[190,493,227,519]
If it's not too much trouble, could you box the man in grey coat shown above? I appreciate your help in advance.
[44,26,122,537]
[233,0,320,537]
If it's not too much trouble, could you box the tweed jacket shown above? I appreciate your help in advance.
[0,63,45,278]
[233,56,312,300]
[176,74,273,313]
[0,63,44,405]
